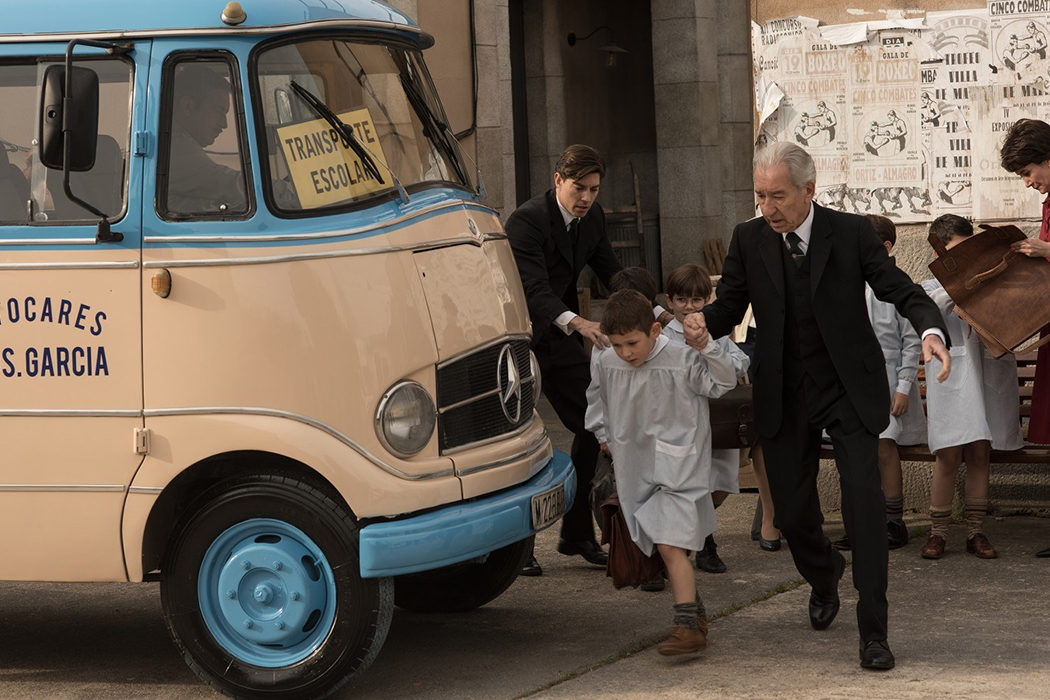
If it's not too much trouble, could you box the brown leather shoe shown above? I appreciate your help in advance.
[966,532,998,559]
[697,612,709,636]
[920,534,946,559]
[657,625,708,656]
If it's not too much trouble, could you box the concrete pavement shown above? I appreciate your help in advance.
[3,399,1050,698]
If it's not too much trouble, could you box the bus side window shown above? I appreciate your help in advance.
[158,57,251,219]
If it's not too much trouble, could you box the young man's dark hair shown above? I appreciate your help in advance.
[609,266,658,304]
[600,290,656,337]
[929,213,973,247]
[1000,118,1050,172]
[866,214,897,247]
[555,144,606,181]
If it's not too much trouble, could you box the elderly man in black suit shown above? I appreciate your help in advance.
[505,144,622,576]
[686,142,951,670]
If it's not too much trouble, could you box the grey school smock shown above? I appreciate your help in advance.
[921,279,1024,453]
[584,334,737,555]
[866,285,927,446]
[663,319,750,493]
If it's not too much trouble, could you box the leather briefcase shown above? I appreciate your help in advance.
[927,224,1050,358]
[709,382,756,449]
[598,494,665,589]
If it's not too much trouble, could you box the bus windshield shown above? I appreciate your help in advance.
[255,37,471,215]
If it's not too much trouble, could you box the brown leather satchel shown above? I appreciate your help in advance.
[598,494,664,589]
[927,224,1050,358]
[709,382,756,449]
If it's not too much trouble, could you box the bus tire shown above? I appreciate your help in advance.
[393,535,532,613]
[160,474,392,699]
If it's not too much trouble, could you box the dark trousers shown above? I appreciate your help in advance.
[763,375,889,643]
[536,331,599,544]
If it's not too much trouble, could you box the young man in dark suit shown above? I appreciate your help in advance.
[686,142,951,670]
[505,144,621,575]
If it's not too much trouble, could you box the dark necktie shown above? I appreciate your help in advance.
[786,231,805,267]
[568,217,580,248]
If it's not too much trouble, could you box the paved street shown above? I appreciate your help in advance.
[3,400,1050,698]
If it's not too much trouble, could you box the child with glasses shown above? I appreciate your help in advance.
[661,263,753,573]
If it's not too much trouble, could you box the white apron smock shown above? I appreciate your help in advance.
[584,335,737,555]
[921,279,1024,453]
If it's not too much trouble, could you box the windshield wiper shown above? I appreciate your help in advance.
[288,80,409,203]
[398,73,472,189]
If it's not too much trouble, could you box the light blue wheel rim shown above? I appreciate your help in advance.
[198,518,338,668]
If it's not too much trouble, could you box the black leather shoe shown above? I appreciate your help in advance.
[887,519,909,550]
[1036,545,1050,558]
[859,640,896,670]
[520,555,542,577]
[759,537,782,552]
[831,535,852,551]
[557,539,608,566]
[695,534,727,573]
[809,550,845,630]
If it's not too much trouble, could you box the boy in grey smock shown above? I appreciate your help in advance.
[584,290,737,656]
[919,215,1023,560]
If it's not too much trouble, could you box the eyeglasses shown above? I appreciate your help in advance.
[671,296,707,306]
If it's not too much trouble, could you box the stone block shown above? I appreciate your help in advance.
[501,82,515,155]
[652,18,699,85]
[476,126,504,209]
[720,122,755,190]
[655,145,705,218]
[658,215,723,273]
[473,0,497,47]
[654,82,702,149]
[718,54,753,123]
[475,45,500,128]
[716,0,751,55]
[694,16,719,83]
[497,7,512,82]
[650,0,697,21]
[698,81,720,145]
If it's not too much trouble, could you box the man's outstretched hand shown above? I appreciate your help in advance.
[923,334,951,382]
[568,316,610,349]
[683,312,710,351]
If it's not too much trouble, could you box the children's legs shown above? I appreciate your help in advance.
[878,439,905,534]
[712,490,728,508]
[752,446,781,540]
[656,544,696,604]
[877,439,903,501]
[929,446,962,539]
[962,440,991,538]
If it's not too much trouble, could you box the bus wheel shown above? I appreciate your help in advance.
[393,536,532,613]
[160,474,392,699]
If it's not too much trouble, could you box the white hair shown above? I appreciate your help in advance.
[753,141,816,189]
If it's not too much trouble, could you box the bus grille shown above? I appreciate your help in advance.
[436,339,536,452]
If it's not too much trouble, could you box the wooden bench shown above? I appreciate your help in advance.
[819,350,1050,463]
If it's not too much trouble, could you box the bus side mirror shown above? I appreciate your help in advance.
[39,64,99,171]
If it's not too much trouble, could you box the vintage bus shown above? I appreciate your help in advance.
[0,1,572,696]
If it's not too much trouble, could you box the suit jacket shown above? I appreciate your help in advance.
[505,189,622,346]
[703,203,948,438]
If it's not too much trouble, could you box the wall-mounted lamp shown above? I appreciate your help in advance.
[567,25,628,67]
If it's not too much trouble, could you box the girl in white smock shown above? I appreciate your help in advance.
[918,215,1023,561]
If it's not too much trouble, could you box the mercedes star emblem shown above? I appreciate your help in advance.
[497,344,522,423]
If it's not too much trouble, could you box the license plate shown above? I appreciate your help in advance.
[531,484,565,531]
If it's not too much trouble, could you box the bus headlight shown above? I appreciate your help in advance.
[375,381,436,458]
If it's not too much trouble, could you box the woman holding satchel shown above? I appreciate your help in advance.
[1000,118,1050,558]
